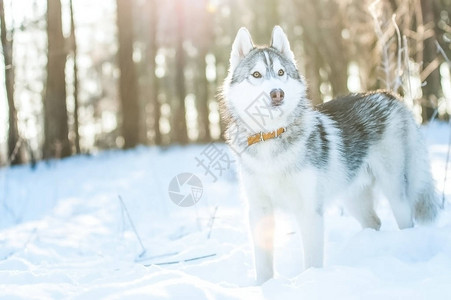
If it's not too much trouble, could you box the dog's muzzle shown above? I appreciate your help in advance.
[270,88,284,106]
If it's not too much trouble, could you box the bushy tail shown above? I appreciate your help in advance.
[405,119,442,225]
[414,182,441,224]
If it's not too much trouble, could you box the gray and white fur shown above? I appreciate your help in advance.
[220,26,441,284]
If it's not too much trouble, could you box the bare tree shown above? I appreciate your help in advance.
[251,0,279,44]
[172,0,188,144]
[420,0,442,122]
[193,0,213,143]
[4,0,449,161]
[43,0,71,159]
[302,31,324,104]
[69,0,80,154]
[294,0,349,104]
[117,0,140,148]
[144,0,161,145]
[0,0,22,164]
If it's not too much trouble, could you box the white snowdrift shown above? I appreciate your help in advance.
[0,122,450,299]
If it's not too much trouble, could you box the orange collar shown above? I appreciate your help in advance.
[247,127,286,146]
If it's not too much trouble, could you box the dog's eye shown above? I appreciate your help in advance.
[252,71,262,78]
[278,69,285,76]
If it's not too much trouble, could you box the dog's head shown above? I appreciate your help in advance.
[222,26,307,133]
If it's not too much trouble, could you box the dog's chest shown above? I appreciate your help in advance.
[240,143,315,209]
[242,141,296,175]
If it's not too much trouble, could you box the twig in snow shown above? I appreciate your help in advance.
[144,253,217,267]
[1,228,37,261]
[0,138,24,223]
[207,205,219,239]
[118,195,147,258]
[135,251,179,263]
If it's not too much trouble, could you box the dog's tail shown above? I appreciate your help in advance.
[406,123,442,224]
[413,181,441,224]
[409,137,442,224]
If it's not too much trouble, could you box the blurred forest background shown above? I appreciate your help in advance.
[0,0,450,166]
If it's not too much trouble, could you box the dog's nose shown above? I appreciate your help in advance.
[270,88,284,106]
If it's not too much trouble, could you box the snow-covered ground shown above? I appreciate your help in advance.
[1,122,450,300]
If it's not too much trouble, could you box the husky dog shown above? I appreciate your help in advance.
[220,26,440,284]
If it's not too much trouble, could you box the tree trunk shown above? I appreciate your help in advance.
[304,41,323,105]
[117,0,140,148]
[195,0,213,143]
[173,0,188,144]
[420,0,441,123]
[43,0,71,159]
[69,0,80,154]
[296,0,349,100]
[313,0,348,97]
[0,0,22,165]
[145,0,161,145]
[195,53,211,143]
[252,0,279,44]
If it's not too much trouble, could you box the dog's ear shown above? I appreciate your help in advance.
[230,27,254,71]
[271,26,295,62]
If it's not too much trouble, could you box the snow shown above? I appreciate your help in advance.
[1,122,451,299]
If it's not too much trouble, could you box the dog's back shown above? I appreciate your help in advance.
[317,91,440,228]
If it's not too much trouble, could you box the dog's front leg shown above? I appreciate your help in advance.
[248,196,274,285]
[296,205,324,270]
